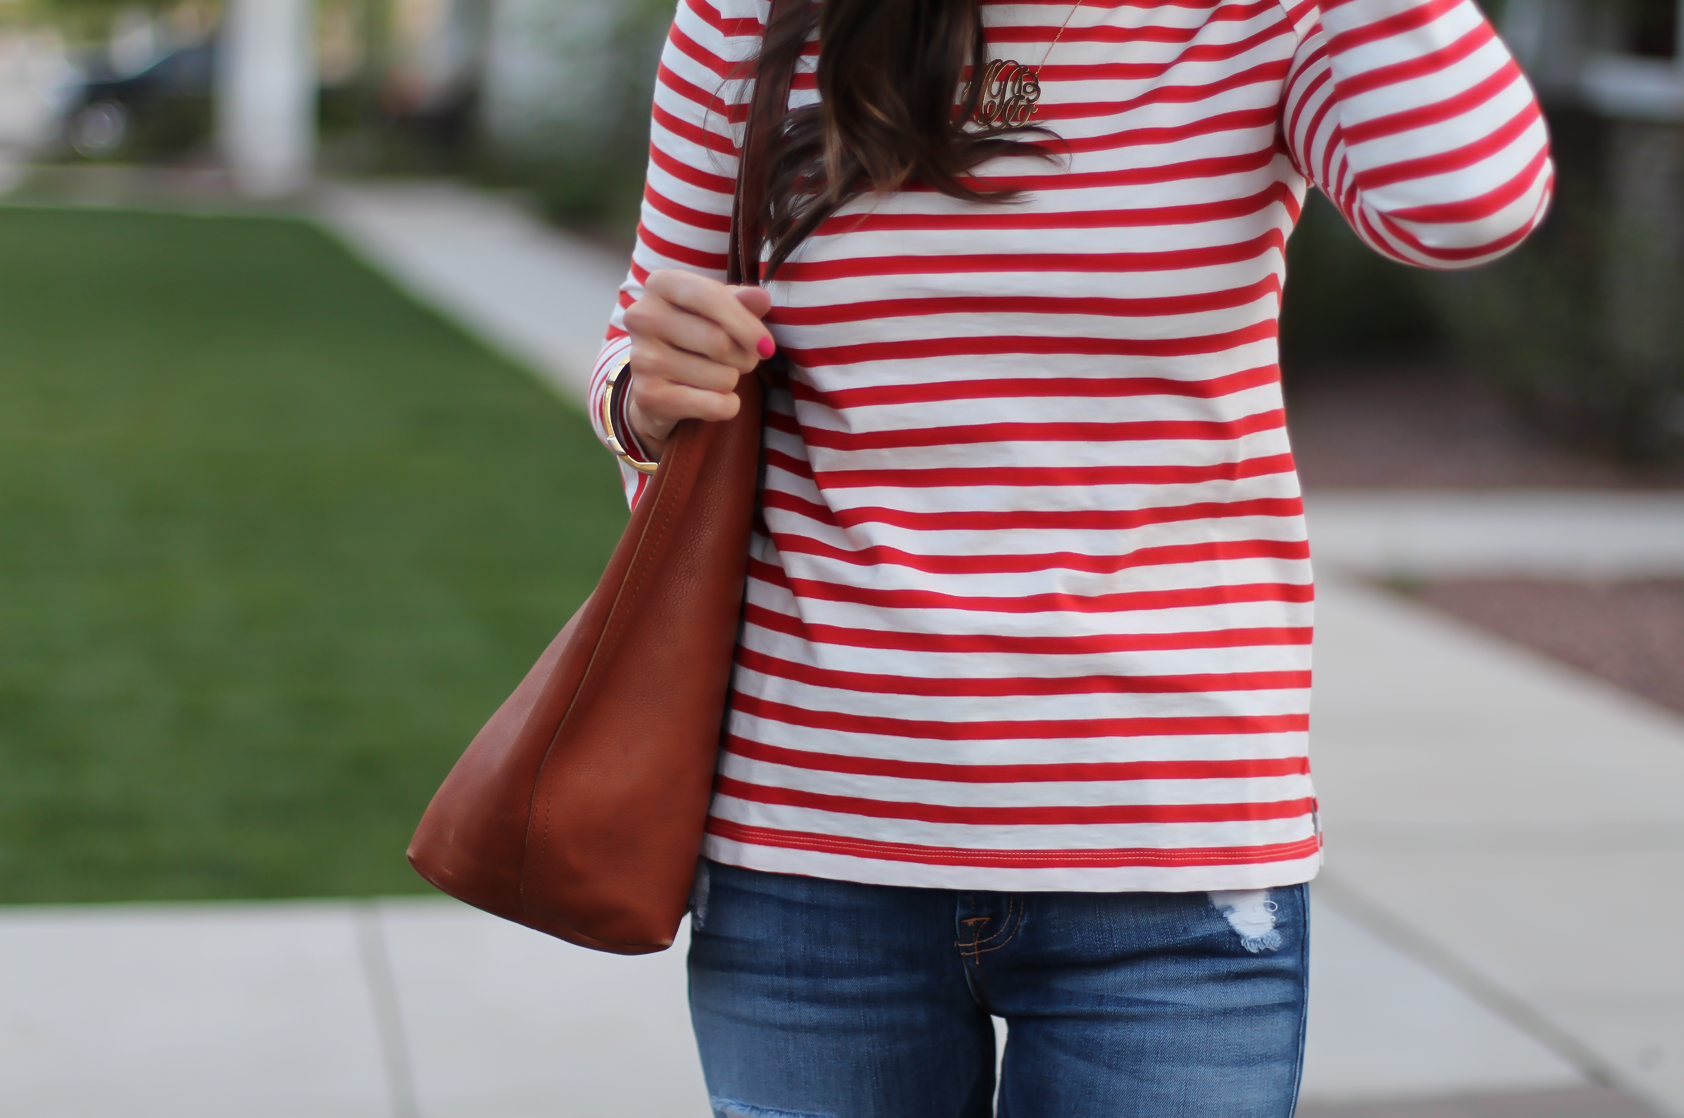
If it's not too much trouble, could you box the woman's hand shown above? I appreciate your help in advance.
[622,269,775,460]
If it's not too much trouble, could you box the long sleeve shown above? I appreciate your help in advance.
[586,0,761,503]
[1278,0,1555,268]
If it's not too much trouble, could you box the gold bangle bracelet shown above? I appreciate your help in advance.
[601,356,660,475]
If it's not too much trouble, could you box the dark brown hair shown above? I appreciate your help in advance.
[749,0,1050,275]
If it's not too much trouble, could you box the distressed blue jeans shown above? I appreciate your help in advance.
[687,860,1309,1118]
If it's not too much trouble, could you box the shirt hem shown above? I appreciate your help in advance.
[700,828,1323,894]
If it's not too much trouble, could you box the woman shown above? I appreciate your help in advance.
[588,0,1552,1113]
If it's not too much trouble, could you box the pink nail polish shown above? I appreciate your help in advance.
[756,336,777,360]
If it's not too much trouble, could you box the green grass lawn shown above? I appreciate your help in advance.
[0,206,629,903]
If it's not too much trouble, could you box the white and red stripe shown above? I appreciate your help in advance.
[588,0,1552,891]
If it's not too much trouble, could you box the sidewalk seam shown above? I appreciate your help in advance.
[1312,874,1666,1116]
[355,901,421,1118]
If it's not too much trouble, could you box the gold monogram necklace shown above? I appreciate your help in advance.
[971,0,1089,129]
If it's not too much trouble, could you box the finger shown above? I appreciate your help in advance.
[648,270,773,359]
[651,308,760,372]
[632,375,742,426]
[630,339,742,395]
[730,287,777,359]
[730,285,773,320]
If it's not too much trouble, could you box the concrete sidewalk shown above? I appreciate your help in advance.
[0,890,1608,1118]
[315,181,628,405]
[0,898,702,1118]
[1311,575,1684,1114]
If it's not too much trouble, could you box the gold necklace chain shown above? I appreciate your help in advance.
[1040,0,1090,69]
[972,0,1089,130]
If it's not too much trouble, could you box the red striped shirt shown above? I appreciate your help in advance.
[589,0,1552,891]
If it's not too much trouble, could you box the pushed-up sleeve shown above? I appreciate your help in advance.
[586,0,763,504]
[1278,0,1555,269]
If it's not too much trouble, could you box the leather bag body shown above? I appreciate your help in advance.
[407,9,795,953]
[406,380,762,953]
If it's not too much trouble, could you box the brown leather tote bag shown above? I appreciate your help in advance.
[406,23,795,955]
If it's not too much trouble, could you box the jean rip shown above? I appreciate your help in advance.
[1208,889,1283,953]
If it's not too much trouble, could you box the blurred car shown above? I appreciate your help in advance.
[57,45,215,160]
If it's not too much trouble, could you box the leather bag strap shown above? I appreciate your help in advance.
[728,0,800,287]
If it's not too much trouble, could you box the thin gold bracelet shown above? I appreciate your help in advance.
[601,356,660,475]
